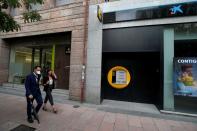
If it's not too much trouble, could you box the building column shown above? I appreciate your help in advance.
[31,48,35,71]
[163,28,175,110]
[39,48,43,67]
[8,45,15,83]
[85,5,103,104]
[0,39,10,84]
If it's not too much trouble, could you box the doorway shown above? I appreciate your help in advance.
[54,45,70,89]
[9,44,70,90]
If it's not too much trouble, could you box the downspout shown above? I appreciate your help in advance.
[81,0,89,103]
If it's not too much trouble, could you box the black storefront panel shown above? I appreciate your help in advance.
[102,26,163,52]
[102,26,163,106]
[102,52,161,105]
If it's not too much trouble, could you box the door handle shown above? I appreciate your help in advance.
[64,66,70,69]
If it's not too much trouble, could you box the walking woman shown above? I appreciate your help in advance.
[42,69,57,113]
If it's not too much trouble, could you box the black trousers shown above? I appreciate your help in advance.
[26,94,43,118]
[44,88,54,106]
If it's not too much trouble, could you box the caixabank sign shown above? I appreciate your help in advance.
[103,1,197,24]
[174,57,197,97]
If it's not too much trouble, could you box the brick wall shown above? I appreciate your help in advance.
[0,0,87,101]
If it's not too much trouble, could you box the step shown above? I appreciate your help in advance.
[100,100,160,114]
[0,86,25,93]
[0,89,69,102]
[0,86,69,98]
[1,83,69,96]
[0,84,69,100]
[2,83,24,88]
[0,88,69,101]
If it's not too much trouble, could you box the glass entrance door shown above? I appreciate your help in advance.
[9,44,70,90]
[32,45,70,90]
[9,47,32,84]
[9,47,52,84]
[32,48,40,70]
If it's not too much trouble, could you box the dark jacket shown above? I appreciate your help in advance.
[25,73,41,97]
[43,75,57,91]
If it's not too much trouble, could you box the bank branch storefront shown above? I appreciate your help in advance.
[86,0,197,115]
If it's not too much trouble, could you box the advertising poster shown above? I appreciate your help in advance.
[174,57,197,97]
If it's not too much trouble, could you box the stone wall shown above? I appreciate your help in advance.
[0,0,116,100]
[1,0,85,38]
[0,0,87,101]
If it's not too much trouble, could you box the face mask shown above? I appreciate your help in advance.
[36,71,41,75]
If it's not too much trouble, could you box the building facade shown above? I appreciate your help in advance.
[0,0,110,101]
[1,0,197,115]
[86,0,197,114]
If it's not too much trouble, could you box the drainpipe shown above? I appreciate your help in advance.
[81,0,89,103]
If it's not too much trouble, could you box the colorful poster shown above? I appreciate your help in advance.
[174,57,197,97]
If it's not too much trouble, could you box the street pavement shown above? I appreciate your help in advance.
[0,93,197,131]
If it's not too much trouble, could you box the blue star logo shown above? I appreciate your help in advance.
[170,5,183,14]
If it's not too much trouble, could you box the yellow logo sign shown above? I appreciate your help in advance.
[107,66,131,89]
[97,5,103,22]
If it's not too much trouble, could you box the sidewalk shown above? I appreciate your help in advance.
[0,93,197,131]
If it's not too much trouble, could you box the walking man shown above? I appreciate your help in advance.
[25,66,43,123]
